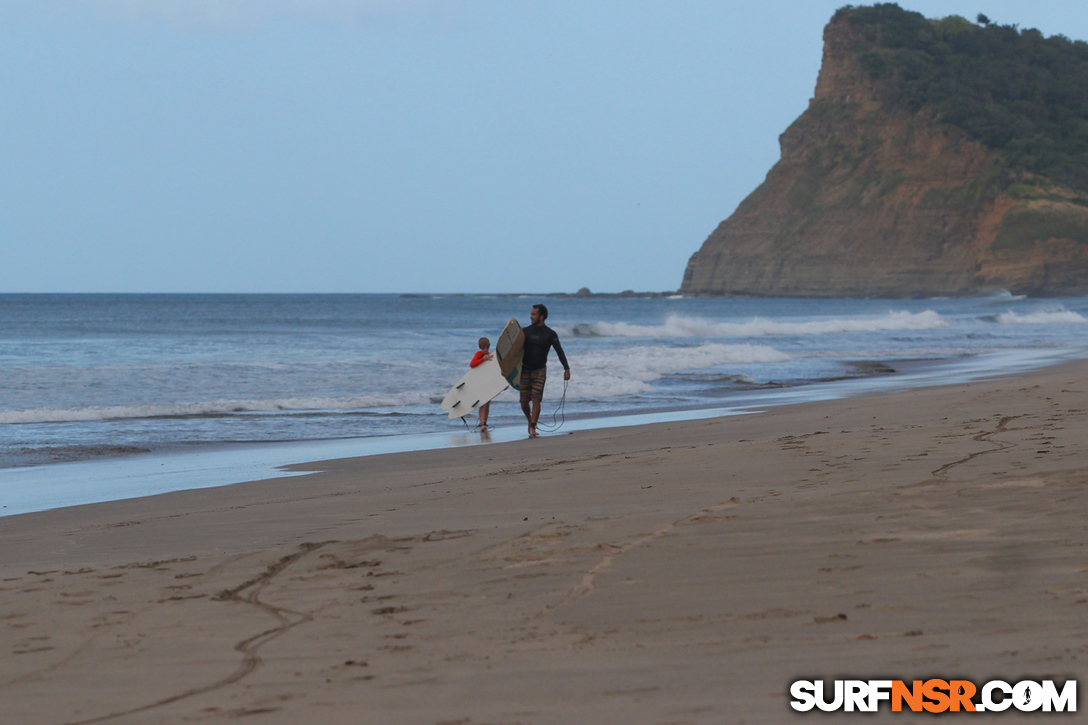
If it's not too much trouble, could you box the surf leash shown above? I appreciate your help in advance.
[534,379,568,433]
[463,414,490,433]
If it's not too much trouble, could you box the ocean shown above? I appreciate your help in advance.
[2,293,1086,512]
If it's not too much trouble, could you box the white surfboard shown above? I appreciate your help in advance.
[440,357,508,420]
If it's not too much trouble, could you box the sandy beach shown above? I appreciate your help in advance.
[3,361,1087,724]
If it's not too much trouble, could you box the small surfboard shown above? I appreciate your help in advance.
[440,357,508,420]
[495,318,524,390]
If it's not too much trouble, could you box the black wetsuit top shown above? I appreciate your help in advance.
[521,323,569,372]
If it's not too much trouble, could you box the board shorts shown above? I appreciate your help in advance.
[520,366,546,403]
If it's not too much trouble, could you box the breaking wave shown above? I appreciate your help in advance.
[984,289,1028,300]
[564,342,791,400]
[0,393,435,425]
[988,309,1087,324]
[564,311,947,338]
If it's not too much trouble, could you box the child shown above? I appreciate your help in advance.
[469,337,494,430]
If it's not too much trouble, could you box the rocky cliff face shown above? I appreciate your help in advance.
[681,13,1088,297]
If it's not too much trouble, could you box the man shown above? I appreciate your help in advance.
[520,303,571,438]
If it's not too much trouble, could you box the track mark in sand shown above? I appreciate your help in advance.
[64,542,332,725]
[485,446,684,478]
[544,498,743,614]
[931,415,1022,479]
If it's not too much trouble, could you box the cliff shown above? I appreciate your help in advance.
[682,4,1088,297]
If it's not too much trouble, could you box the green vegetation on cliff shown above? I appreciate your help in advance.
[680,4,1088,297]
[837,3,1088,191]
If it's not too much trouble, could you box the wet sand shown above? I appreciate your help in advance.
[2,361,1087,723]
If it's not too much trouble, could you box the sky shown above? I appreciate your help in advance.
[3,1,1088,294]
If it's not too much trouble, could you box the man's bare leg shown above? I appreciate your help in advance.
[530,400,541,436]
[521,399,540,437]
[521,400,533,436]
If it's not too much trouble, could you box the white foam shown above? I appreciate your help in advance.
[988,289,1028,300]
[992,309,1087,324]
[562,343,790,400]
[563,311,947,338]
[0,393,436,425]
